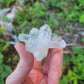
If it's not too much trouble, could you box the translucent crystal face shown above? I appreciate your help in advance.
[39,24,52,40]
[18,24,66,61]
[29,28,39,39]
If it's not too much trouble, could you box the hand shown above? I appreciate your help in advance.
[6,43,63,84]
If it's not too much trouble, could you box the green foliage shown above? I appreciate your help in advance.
[14,10,28,27]
[0,53,3,63]
[0,0,15,8]
[49,0,57,7]
[14,1,48,28]
[0,52,12,84]
[60,77,68,84]
[0,63,12,84]
[0,28,6,36]
[66,11,80,22]
[0,29,12,84]
[82,38,84,42]
[3,16,11,22]
[54,30,59,34]
[77,0,84,5]
[60,47,84,84]
[79,15,84,23]
[64,0,84,25]
[33,2,47,18]
[48,16,59,28]
[56,1,67,8]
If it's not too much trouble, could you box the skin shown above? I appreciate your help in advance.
[6,43,63,84]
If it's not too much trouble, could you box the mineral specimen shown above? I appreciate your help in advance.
[18,24,66,61]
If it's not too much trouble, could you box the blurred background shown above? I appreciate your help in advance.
[0,0,84,84]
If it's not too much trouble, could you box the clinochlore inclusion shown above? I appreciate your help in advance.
[18,24,66,61]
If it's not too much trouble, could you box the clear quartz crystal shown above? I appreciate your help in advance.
[18,24,66,61]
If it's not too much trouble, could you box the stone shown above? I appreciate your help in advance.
[18,24,66,61]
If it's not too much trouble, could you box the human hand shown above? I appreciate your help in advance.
[6,43,63,84]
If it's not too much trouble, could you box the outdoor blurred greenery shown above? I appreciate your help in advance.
[0,0,84,84]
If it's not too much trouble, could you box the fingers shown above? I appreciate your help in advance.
[59,49,63,78]
[42,48,63,75]
[6,43,34,84]
[42,49,54,75]
[33,57,42,70]
[22,77,33,84]
[48,50,63,84]
[39,76,47,84]
[28,69,44,84]
[42,36,63,75]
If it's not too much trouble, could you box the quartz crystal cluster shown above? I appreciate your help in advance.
[18,24,66,61]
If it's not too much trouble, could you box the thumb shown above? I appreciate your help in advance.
[6,43,34,84]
